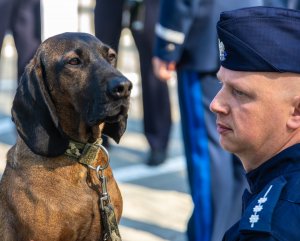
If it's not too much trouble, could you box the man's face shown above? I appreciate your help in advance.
[210,67,297,170]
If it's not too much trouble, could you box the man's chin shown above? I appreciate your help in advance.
[220,138,236,154]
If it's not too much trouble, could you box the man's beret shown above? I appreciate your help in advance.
[217,6,300,73]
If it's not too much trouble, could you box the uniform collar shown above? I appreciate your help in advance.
[246,143,300,194]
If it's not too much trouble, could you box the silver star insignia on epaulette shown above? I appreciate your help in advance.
[253,205,263,212]
[249,214,259,224]
[249,185,273,228]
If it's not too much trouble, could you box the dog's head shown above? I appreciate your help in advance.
[11,32,132,157]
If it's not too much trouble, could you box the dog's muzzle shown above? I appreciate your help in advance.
[86,76,132,126]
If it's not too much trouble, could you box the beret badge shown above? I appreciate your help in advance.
[218,39,227,61]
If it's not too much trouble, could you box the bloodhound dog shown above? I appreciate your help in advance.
[0,32,132,241]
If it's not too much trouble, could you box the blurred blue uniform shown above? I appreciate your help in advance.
[94,0,172,164]
[0,0,41,82]
[264,0,300,8]
[154,0,262,240]
[223,144,300,241]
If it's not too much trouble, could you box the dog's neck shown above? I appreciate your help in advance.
[62,116,104,144]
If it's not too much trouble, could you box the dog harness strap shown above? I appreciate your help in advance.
[65,139,122,241]
[98,169,122,241]
[100,205,122,241]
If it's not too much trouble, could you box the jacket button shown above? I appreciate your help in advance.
[166,43,175,51]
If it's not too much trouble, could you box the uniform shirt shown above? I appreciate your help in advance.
[223,144,300,241]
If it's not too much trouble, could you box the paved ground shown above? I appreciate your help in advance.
[0,29,193,241]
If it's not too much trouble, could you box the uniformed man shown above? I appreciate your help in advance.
[210,6,300,240]
[153,1,262,241]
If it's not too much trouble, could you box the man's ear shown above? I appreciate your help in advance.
[287,96,300,130]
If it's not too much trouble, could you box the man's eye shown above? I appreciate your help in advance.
[68,58,81,65]
[232,88,245,97]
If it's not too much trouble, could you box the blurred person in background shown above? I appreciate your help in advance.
[153,0,262,240]
[94,0,172,166]
[264,0,300,8]
[0,0,41,83]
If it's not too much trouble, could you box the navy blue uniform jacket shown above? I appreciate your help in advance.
[223,144,300,241]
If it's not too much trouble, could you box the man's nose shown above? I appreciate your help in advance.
[210,93,227,114]
[209,97,218,113]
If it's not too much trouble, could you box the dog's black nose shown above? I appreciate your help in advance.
[107,77,132,99]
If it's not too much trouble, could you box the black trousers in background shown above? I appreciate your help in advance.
[0,0,41,82]
[94,0,172,152]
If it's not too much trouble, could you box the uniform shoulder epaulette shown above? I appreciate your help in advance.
[239,176,287,233]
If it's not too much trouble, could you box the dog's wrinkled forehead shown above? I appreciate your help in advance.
[40,32,110,62]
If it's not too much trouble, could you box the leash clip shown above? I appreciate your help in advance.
[96,165,110,209]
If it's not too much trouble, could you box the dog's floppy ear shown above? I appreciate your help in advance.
[102,115,128,143]
[11,50,69,157]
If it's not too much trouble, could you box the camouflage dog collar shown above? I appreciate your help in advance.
[65,138,107,167]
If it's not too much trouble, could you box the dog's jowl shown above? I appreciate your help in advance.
[0,32,132,241]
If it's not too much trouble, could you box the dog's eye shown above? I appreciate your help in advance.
[108,52,116,62]
[68,58,81,65]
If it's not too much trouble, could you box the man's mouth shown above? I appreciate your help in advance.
[216,122,232,134]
